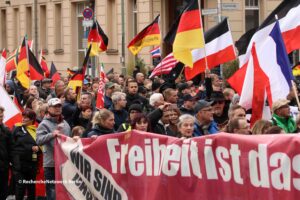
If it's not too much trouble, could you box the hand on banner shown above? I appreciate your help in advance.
[72,136,80,142]
[52,130,61,137]
[91,135,97,140]
[32,146,39,152]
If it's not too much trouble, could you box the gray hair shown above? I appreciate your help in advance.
[111,92,126,104]
[149,93,164,106]
[177,114,195,129]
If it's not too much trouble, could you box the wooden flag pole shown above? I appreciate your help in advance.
[197,0,209,76]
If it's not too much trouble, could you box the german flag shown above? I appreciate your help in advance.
[87,20,109,56]
[39,50,50,77]
[49,62,61,85]
[67,68,77,77]
[28,49,44,80]
[68,45,91,93]
[16,37,30,89]
[128,15,161,55]
[164,0,204,67]
[293,63,300,76]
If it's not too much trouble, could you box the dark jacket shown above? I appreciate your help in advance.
[38,87,51,100]
[87,124,114,137]
[126,93,150,111]
[62,100,77,126]
[12,125,41,170]
[104,95,113,109]
[180,106,195,115]
[0,124,13,170]
[110,106,128,131]
[147,108,167,135]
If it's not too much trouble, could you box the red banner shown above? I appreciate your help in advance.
[55,131,300,200]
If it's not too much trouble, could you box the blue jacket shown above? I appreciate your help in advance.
[110,106,128,131]
[193,120,219,137]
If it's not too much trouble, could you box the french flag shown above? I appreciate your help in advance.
[150,46,161,58]
[229,0,300,94]
[185,18,236,80]
[239,22,293,125]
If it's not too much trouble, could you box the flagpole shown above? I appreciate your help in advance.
[197,0,210,77]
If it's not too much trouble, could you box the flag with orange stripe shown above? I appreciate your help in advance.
[87,20,109,56]
[39,50,50,77]
[68,45,91,93]
[28,49,44,81]
[16,37,30,89]
[165,0,204,67]
[128,15,161,55]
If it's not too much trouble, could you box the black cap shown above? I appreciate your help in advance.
[129,104,143,113]
[194,100,213,113]
[42,78,53,84]
[159,82,176,93]
[177,83,189,91]
[152,82,161,91]
[210,91,225,103]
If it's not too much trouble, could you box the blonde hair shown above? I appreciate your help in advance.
[92,109,113,126]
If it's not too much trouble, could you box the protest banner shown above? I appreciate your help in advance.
[55,131,300,200]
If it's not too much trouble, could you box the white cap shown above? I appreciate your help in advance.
[48,98,62,107]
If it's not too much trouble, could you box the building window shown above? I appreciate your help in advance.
[26,7,32,40]
[14,8,20,47]
[245,0,259,32]
[55,4,63,49]
[107,0,117,50]
[0,9,7,49]
[39,5,47,49]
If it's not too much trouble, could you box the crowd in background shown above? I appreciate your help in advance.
[1,68,300,200]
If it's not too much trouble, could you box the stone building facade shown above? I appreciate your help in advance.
[0,0,282,75]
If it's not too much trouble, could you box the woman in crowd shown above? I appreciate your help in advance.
[87,109,115,137]
[177,114,195,138]
[12,108,41,200]
[166,104,181,137]
[251,119,273,135]
[130,113,152,132]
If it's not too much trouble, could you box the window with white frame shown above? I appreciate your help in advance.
[245,0,259,32]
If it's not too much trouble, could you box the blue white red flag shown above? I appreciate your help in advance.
[239,22,293,125]
[150,46,161,58]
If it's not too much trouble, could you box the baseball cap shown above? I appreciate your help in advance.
[48,98,62,107]
[129,104,143,113]
[194,100,213,113]
[272,99,290,113]
[105,82,115,89]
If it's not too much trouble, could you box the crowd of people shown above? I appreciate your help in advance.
[0,69,300,200]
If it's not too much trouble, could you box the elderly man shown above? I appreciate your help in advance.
[271,99,296,133]
[110,92,128,131]
[193,100,219,136]
[149,93,164,110]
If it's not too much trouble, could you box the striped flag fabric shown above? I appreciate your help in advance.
[150,46,161,58]
[5,40,33,73]
[164,0,204,67]
[229,0,300,95]
[39,50,50,77]
[96,64,106,110]
[16,37,31,89]
[239,22,293,125]
[68,45,91,93]
[149,53,178,78]
[87,20,109,56]
[28,49,44,81]
[0,86,22,129]
[185,18,236,80]
[49,62,61,86]
[128,15,161,55]
[292,63,300,76]
[0,49,6,86]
